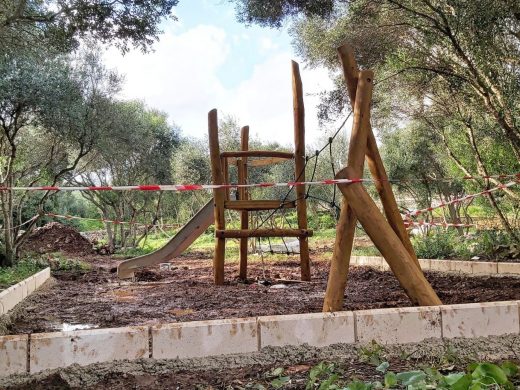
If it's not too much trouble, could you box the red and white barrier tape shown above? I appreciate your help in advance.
[386,173,519,183]
[0,173,517,192]
[0,179,362,192]
[405,181,518,218]
[44,213,180,229]
[404,221,475,228]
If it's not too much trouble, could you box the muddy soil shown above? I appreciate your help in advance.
[6,252,520,335]
[1,335,519,389]
[20,222,94,256]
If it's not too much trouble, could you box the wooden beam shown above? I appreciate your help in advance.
[323,70,373,312]
[216,228,313,238]
[292,60,311,281]
[238,126,249,280]
[336,166,442,306]
[228,156,290,167]
[225,200,296,210]
[221,151,294,159]
[337,43,420,270]
[208,109,226,285]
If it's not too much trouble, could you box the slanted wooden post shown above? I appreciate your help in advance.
[337,44,420,269]
[238,126,249,280]
[336,167,442,306]
[208,109,226,285]
[292,60,311,281]
[323,70,373,312]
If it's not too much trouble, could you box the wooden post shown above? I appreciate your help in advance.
[208,109,226,285]
[323,70,373,312]
[337,43,420,270]
[238,126,249,280]
[336,167,442,306]
[221,157,230,201]
[292,60,311,281]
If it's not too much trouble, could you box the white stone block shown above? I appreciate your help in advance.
[497,262,520,275]
[356,306,442,344]
[0,335,28,377]
[357,256,384,268]
[25,276,36,295]
[34,268,50,289]
[152,318,258,359]
[430,260,451,272]
[471,262,498,275]
[258,312,355,348]
[449,260,473,273]
[30,326,149,373]
[441,301,519,339]
[418,259,431,271]
[0,284,23,312]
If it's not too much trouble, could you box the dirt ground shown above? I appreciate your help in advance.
[6,250,520,335]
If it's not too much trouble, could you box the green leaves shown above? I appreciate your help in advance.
[383,372,397,388]
[254,360,519,390]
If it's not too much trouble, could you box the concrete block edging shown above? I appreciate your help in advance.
[0,267,50,315]
[350,255,520,276]
[1,300,519,377]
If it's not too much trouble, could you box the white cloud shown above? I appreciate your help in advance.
[259,37,278,52]
[103,24,336,146]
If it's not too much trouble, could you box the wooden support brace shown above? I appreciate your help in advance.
[336,167,442,306]
[337,44,420,269]
[323,70,373,312]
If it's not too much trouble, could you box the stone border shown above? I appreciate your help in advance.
[0,268,50,316]
[350,255,520,275]
[1,300,519,377]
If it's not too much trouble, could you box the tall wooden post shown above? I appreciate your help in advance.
[323,71,373,312]
[336,167,442,306]
[208,109,226,285]
[337,44,420,269]
[238,126,249,280]
[292,60,311,281]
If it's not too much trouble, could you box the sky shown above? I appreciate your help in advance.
[103,0,339,146]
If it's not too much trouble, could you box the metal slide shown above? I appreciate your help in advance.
[117,199,214,279]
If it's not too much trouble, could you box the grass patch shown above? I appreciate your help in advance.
[0,258,47,290]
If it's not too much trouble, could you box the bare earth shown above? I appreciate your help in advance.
[6,250,520,335]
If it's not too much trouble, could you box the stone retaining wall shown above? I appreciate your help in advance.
[350,256,520,275]
[0,268,50,315]
[1,300,519,377]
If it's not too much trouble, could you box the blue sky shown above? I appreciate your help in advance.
[103,0,337,145]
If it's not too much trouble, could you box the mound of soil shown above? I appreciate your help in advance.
[20,222,94,256]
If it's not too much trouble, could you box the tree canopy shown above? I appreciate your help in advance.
[1,0,179,54]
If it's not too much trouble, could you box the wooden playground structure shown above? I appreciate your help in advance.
[119,44,441,310]
[207,45,441,306]
[207,61,312,284]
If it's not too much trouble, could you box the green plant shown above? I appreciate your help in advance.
[265,367,291,389]
[306,362,342,389]
[48,255,91,272]
[0,258,47,289]
[358,341,386,366]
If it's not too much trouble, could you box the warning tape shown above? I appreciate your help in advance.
[0,179,363,192]
[405,181,518,218]
[0,173,517,192]
[386,173,519,183]
[404,221,475,228]
[44,213,181,229]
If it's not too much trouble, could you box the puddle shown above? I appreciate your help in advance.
[60,323,99,331]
